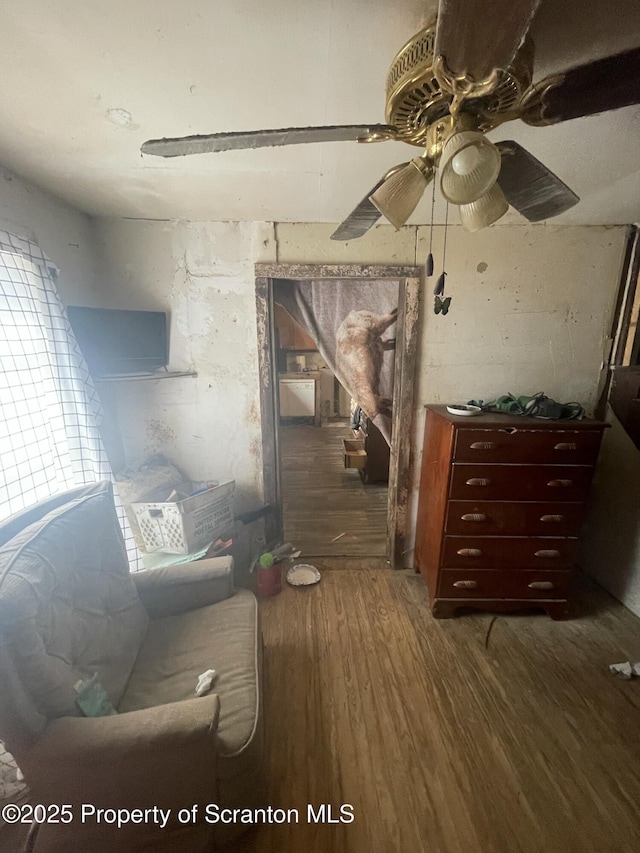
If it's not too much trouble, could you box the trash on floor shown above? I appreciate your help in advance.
[609,661,640,679]
[286,564,321,587]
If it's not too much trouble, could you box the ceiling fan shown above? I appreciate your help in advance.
[141,0,640,240]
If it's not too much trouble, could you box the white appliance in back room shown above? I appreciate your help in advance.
[278,377,315,418]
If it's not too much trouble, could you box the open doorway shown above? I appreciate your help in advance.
[274,293,393,557]
[256,264,419,566]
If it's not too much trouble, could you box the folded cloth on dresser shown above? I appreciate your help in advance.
[468,392,584,420]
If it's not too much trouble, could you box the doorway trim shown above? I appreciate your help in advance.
[255,263,421,567]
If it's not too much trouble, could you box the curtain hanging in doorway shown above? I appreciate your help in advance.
[274,279,398,444]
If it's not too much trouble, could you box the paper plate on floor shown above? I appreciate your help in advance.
[286,564,321,586]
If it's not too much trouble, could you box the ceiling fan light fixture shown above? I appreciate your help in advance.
[369,158,432,230]
[440,131,501,205]
[459,183,509,232]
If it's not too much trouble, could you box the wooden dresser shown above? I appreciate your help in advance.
[414,405,608,619]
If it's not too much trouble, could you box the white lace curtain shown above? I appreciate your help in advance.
[0,229,141,569]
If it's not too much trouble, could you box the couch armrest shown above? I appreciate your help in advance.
[23,696,220,853]
[132,556,234,617]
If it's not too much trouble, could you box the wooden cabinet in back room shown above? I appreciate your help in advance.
[414,405,609,619]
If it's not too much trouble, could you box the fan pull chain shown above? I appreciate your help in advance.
[434,201,451,315]
[425,170,437,277]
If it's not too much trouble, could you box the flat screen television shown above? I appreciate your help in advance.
[67,306,168,376]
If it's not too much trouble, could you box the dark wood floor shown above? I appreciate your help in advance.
[4,568,640,853]
[236,565,640,853]
[279,423,388,557]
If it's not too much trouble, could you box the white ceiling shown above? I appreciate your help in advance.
[1,0,639,225]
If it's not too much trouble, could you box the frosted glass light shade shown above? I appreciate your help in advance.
[369,159,431,230]
[440,131,501,204]
[459,183,509,232]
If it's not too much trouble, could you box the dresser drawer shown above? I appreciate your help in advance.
[454,428,602,465]
[450,464,595,502]
[445,501,585,536]
[442,535,577,569]
[439,569,571,600]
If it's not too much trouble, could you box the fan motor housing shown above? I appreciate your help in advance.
[385,23,535,145]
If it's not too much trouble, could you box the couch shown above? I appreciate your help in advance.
[0,481,264,852]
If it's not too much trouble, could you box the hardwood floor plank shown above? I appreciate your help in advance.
[279,424,388,556]
[234,567,640,853]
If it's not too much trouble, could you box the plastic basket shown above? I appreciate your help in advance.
[132,480,235,554]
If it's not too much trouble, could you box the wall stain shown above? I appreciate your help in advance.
[145,418,176,447]
[246,396,261,429]
[477,262,488,273]
[248,434,262,469]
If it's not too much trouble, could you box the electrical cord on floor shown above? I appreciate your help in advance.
[484,615,498,649]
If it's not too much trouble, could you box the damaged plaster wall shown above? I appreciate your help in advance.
[91,219,276,524]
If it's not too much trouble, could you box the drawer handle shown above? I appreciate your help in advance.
[540,514,564,523]
[461,513,487,522]
[547,479,573,487]
[457,548,483,557]
[466,478,490,486]
[453,580,478,589]
[528,581,555,590]
[469,441,496,450]
[534,549,561,558]
[554,442,577,451]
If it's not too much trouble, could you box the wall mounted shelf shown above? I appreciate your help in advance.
[94,370,197,383]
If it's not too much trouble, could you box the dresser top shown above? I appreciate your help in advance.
[425,404,609,430]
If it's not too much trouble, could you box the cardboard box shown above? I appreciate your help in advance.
[343,438,366,470]
[133,480,235,554]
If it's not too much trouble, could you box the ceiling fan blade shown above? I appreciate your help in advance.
[520,46,640,126]
[141,124,396,157]
[496,140,579,222]
[330,164,410,241]
[434,0,541,83]
[331,175,386,240]
[330,199,382,242]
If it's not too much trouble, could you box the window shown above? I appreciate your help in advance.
[0,230,140,567]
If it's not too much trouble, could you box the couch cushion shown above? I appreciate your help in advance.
[119,589,259,760]
[0,482,148,747]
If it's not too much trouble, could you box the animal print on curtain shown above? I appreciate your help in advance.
[274,279,398,444]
